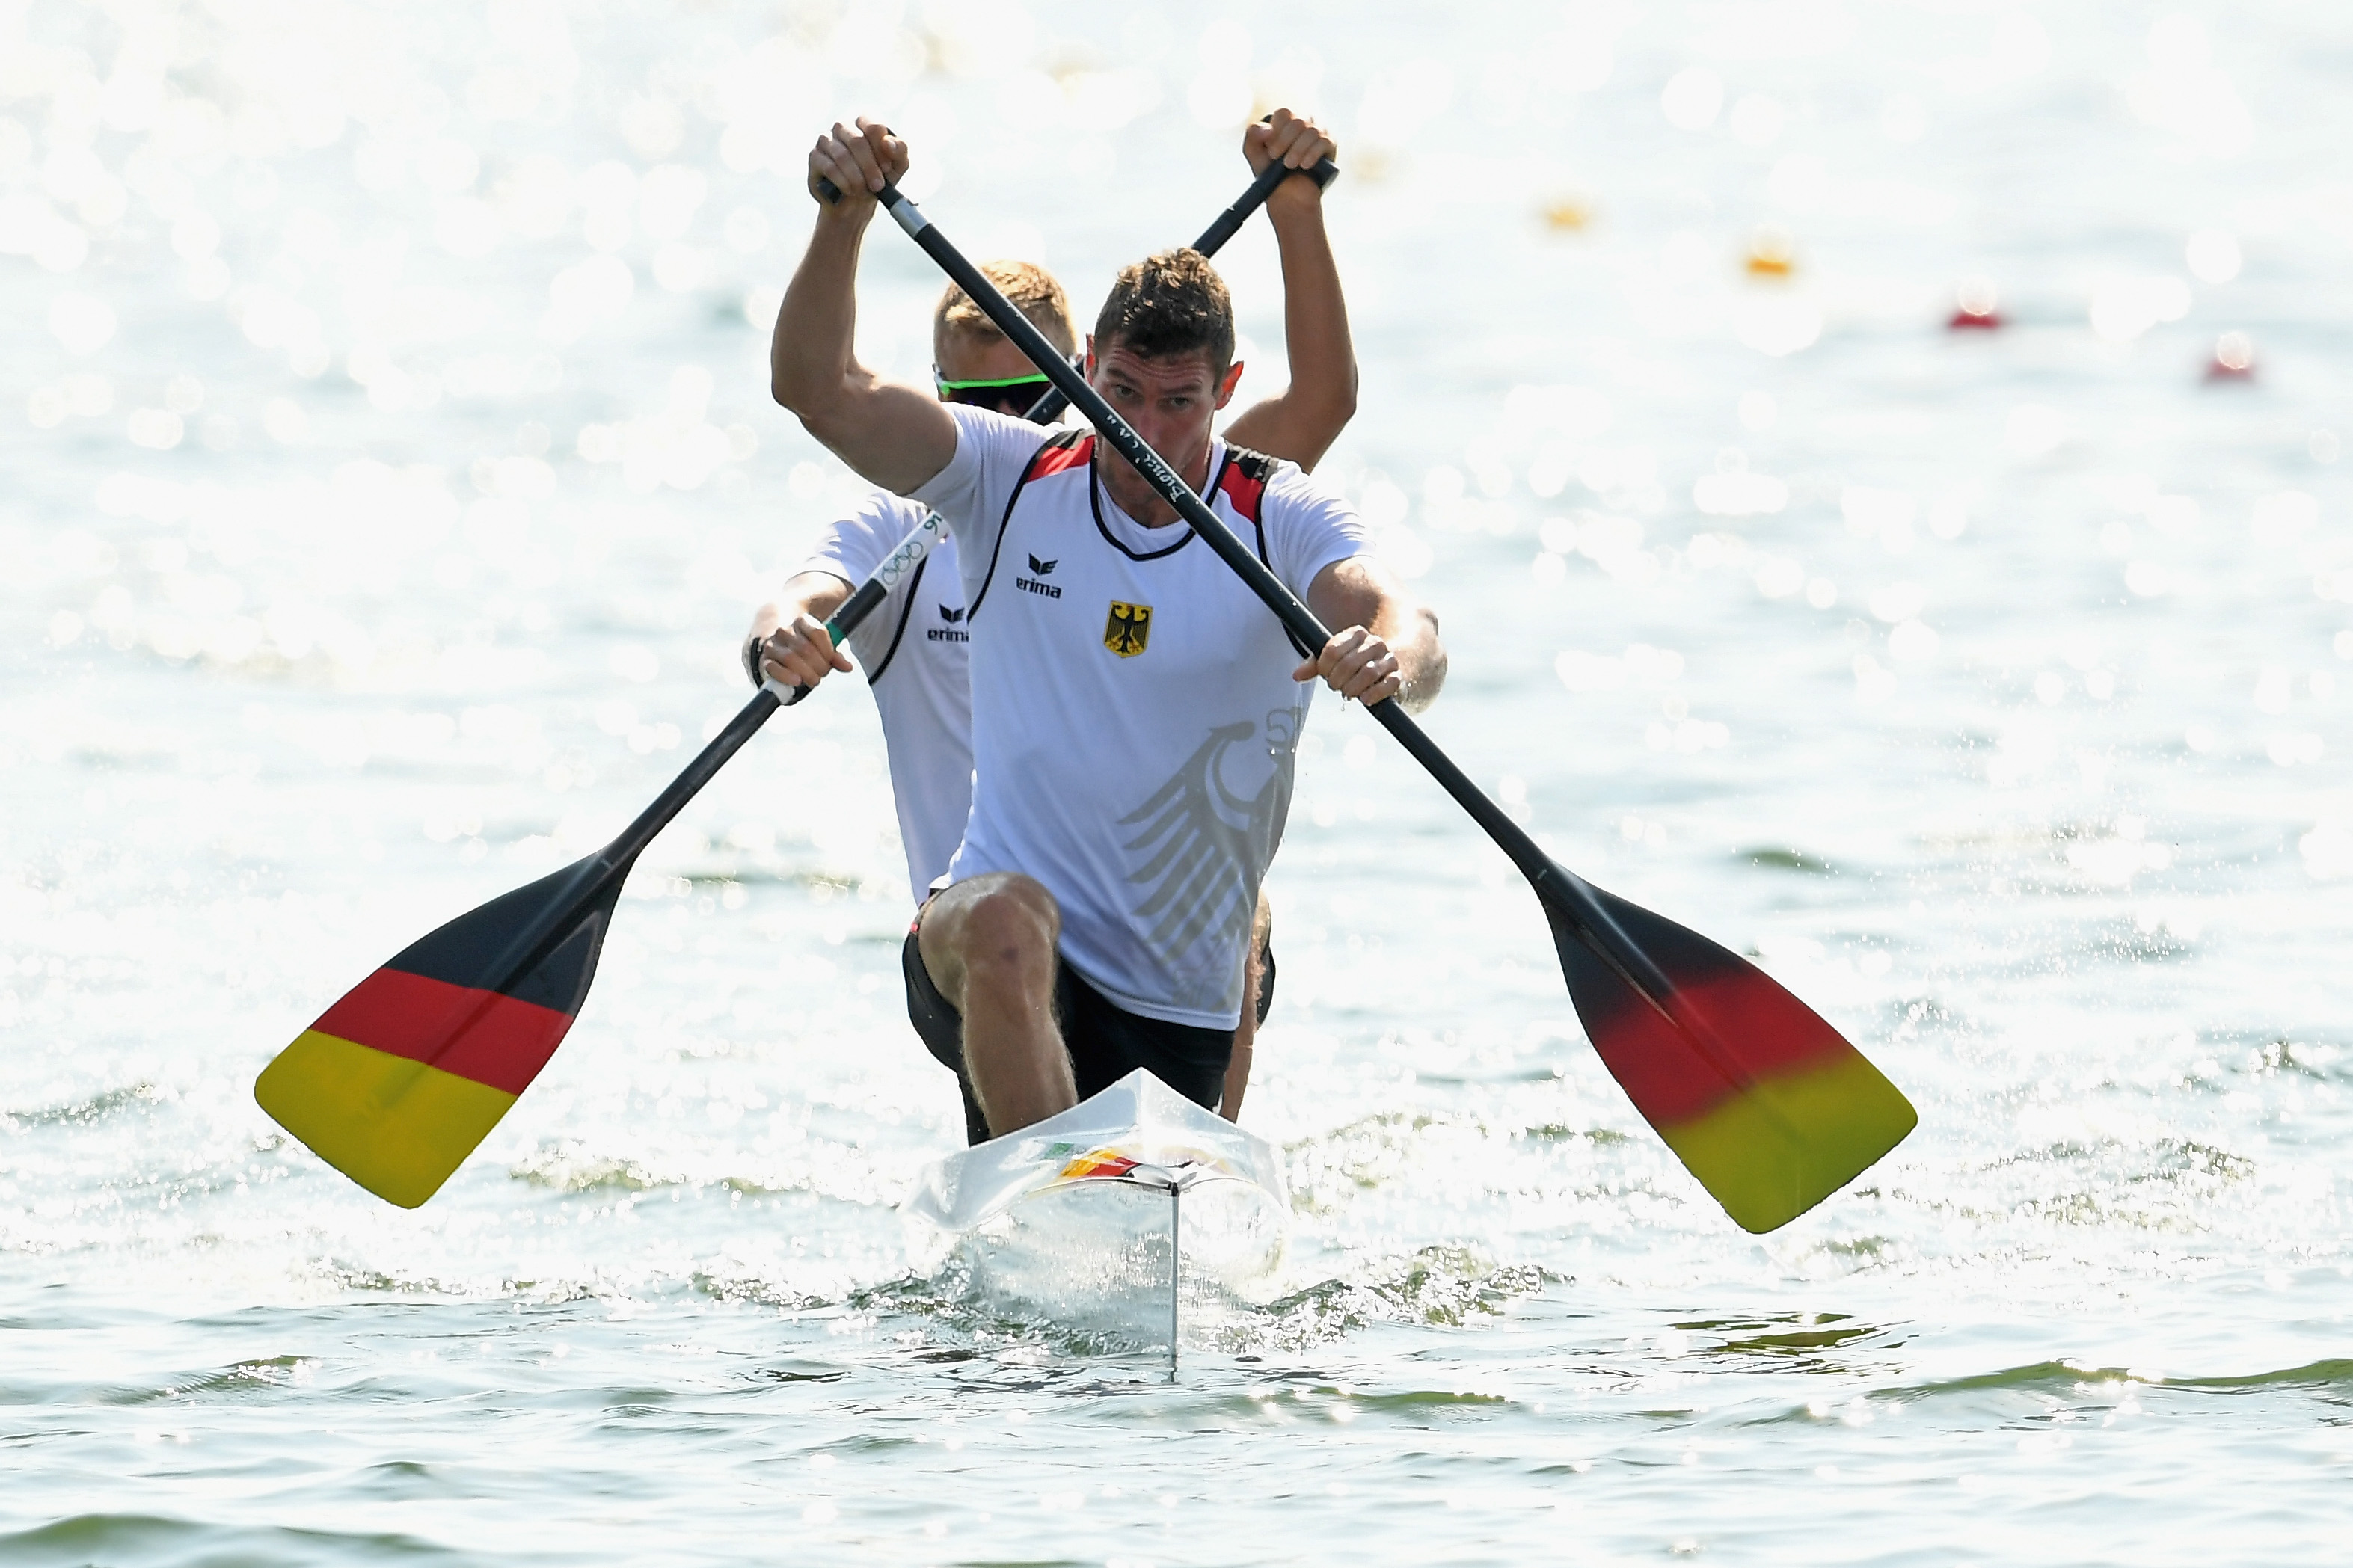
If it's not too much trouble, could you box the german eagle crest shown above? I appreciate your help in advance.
[1104,600,1152,658]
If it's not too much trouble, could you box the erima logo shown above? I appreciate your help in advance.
[1015,553,1061,599]
[927,603,969,643]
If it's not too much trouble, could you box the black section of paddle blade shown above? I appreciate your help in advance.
[1537,879,1740,1136]
[382,857,621,1014]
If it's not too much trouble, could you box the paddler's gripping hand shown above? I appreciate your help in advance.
[806,117,907,213]
[1295,624,1403,707]
[1245,108,1337,210]
[758,611,853,692]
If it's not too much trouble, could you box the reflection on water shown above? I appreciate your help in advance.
[7,0,2353,1561]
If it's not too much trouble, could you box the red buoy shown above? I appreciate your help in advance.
[2205,331,2255,381]
[1947,276,2002,330]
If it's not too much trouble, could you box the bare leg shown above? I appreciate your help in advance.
[1219,889,1274,1122]
[916,873,1075,1136]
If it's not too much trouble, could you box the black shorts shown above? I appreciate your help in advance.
[902,924,1271,1147]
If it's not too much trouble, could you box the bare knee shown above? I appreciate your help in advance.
[921,875,1058,1008]
[961,882,1058,984]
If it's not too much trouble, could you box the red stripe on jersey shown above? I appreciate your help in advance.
[1028,434,1093,479]
[1216,458,1266,522]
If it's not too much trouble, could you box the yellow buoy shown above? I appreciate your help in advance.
[1542,197,1595,232]
[1744,224,1797,278]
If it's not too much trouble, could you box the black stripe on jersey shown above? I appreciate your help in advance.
[1219,445,1316,660]
[1224,446,1278,565]
[971,428,1087,622]
[1088,454,1203,562]
[864,554,927,684]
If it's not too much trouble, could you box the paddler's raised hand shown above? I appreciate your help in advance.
[806,117,907,213]
[1296,624,1403,707]
[1244,109,1337,209]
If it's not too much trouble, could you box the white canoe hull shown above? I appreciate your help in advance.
[903,1069,1292,1315]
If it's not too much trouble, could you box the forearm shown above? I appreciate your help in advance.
[1268,192,1358,440]
[749,569,859,689]
[1378,603,1446,713]
[1224,191,1358,473]
[1304,557,1447,713]
[748,571,853,641]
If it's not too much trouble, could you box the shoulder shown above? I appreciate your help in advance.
[945,403,1060,466]
[1239,451,1369,587]
[809,490,930,573]
[831,488,931,540]
[1022,425,1093,479]
[1248,449,1355,527]
[1210,443,1288,520]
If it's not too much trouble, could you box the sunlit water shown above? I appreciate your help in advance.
[7,1,2353,1561]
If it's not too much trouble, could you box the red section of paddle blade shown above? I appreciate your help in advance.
[1541,873,1916,1232]
[381,858,616,1013]
[254,858,623,1207]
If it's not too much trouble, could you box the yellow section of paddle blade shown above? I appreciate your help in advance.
[1656,1050,1918,1234]
[254,1031,518,1209]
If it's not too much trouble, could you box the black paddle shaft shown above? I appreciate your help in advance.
[471,565,922,997]
[859,183,1689,1020]
[1018,154,1338,425]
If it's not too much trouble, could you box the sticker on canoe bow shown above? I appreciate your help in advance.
[1054,1143,1232,1183]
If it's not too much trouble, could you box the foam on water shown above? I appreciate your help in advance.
[7,0,2353,1561]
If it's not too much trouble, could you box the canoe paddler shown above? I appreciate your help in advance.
[770,117,1445,1142]
[757,112,1365,1139]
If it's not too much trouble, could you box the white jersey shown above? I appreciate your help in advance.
[911,404,1369,1029]
[799,493,973,900]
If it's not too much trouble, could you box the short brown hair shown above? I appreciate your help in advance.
[934,260,1076,359]
[1093,248,1233,370]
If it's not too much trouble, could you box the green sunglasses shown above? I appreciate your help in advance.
[934,370,1055,419]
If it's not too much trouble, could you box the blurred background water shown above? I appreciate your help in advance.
[6,0,2353,1561]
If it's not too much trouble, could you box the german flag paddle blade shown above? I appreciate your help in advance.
[1539,867,1916,1233]
[255,856,625,1208]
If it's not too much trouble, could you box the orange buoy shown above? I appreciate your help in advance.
[1743,224,1796,278]
[1542,197,1595,233]
[1947,275,2002,330]
[2205,331,2254,381]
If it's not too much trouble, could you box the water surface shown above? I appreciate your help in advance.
[6,1,2353,1561]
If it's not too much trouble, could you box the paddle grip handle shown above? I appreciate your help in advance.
[1192,152,1340,256]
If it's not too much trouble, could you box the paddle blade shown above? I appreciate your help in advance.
[255,858,622,1208]
[1542,872,1915,1233]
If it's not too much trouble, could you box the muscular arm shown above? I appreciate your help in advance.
[770,119,957,496]
[1299,556,1447,714]
[1222,112,1357,473]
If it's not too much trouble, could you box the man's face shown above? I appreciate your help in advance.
[1086,337,1245,519]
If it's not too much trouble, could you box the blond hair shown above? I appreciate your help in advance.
[933,259,1076,359]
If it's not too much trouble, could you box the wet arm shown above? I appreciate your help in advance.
[1300,556,1446,714]
[747,570,855,690]
[1222,172,1357,471]
[770,120,957,494]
